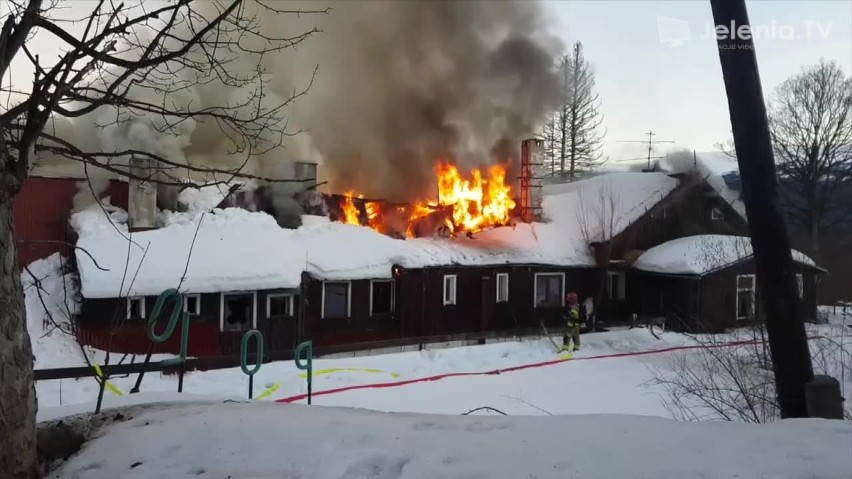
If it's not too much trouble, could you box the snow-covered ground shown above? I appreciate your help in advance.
[26,255,852,477]
[24,253,179,370]
[48,401,852,479]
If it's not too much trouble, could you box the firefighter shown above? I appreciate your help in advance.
[562,292,582,352]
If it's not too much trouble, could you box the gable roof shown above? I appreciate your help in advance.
[542,172,680,243]
[662,151,852,230]
[632,234,820,276]
[73,206,595,298]
[661,152,747,222]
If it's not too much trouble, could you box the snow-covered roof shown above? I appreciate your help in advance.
[74,206,595,298]
[74,207,307,299]
[542,172,680,242]
[632,234,818,276]
[662,152,747,221]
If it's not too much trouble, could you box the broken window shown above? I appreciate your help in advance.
[496,273,509,303]
[323,282,350,318]
[184,294,200,315]
[222,293,254,331]
[443,275,457,306]
[371,280,395,315]
[736,275,755,320]
[535,273,564,307]
[267,294,293,317]
[127,297,145,319]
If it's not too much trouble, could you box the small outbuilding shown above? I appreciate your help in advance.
[629,234,825,332]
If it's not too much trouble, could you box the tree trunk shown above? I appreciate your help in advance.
[710,0,814,418]
[0,190,38,478]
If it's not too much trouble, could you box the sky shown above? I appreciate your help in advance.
[2,0,850,167]
[543,0,852,163]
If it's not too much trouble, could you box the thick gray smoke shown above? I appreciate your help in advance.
[264,0,564,201]
[34,0,564,213]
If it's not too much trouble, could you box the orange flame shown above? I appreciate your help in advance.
[337,161,516,238]
[340,190,362,225]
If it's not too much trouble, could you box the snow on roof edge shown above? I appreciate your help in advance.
[632,234,820,276]
[73,207,596,299]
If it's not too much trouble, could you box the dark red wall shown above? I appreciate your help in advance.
[14,177,128,266]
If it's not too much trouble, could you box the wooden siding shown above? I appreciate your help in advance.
[396,265,599,337]
[630,258,820,333]
[15,177,128,265]
[601,176,750,262]
[301,277,399,346]
[77,289,299,356]
[699,259,820,332]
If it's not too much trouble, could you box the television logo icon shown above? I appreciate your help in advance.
[657,16,691,47]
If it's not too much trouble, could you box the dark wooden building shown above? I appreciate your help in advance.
[70,169,828,357]
[78,287,301,356]
[629,235,824,333]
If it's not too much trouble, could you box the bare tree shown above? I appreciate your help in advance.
[539,111,560,178]
[649,235,852,422]
[555,42,605,180]
[0,1,324,475]
[576,181,619,326]
[769,60,852,257]
[649,325,851,423]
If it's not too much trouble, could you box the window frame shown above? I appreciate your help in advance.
[443,274,457,306]
[219,291,258,332]
[126,296,146,319]
[796,273,804,299]
[735,274,756,320]
[266,293,294,318]
[183,293,201,315]
[711,207,724,220]
[369,279,396,316]
[495,273,509,303]
[321,281,352,319]
[533,272,565,308]
[607,271,626,299]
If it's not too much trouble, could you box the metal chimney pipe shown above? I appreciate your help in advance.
[127,157,158,230]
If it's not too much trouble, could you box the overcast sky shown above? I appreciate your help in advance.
[544,0,852,163]
[4,0,850,165]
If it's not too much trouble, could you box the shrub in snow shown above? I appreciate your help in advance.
[648,325,851,422]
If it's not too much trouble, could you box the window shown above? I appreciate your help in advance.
[796,274,803,299]
[736,275,756,320]
[127,297,145,319]
[183,294,200,315]
[534,273,565,307]
[322,281,351,318]
[496,273,509,303]
[711,207,724,220]
[370,280,395,316]
[267,294,293,317]
[221,292,256,332]
[443,275,457,305]
[608,271,626,299]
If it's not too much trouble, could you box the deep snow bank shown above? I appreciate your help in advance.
[50,401,852,479]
